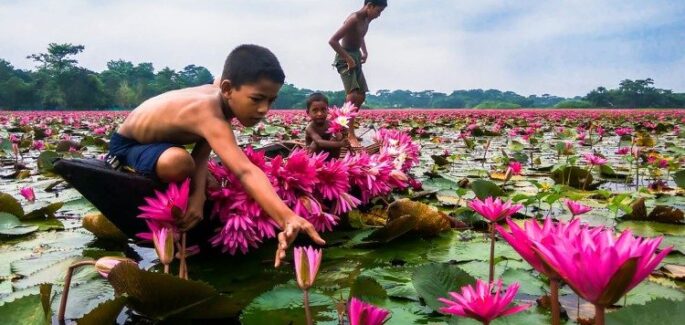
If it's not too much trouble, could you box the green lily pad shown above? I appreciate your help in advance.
[471,179,505,199]
[37,150,60,174]
[606,298,685,324]
[616,221,685,237]
[350,275,388,304]
[0,212,22,230]
[412,263,476,312]
[552,166,594,189]
[76,296,127,325]
[22,202,63,221]
[0,193,24,218]
[0,295,48,324]
[623,281,685,306]
[240,283,336,325]
[107,262,241,320]
[360,267,418,301]
[673,170,685,189]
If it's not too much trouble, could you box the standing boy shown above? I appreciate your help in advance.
[109,45,324,267]
[329,0,387,148]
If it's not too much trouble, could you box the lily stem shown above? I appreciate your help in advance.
[489,223,496,283]
[550,279,561,325]
[595,305,605,325]
[58,260,96,322]
[304,289,313,325]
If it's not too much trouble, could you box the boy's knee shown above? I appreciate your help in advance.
[156,147,195,183]
[308,141,319,153]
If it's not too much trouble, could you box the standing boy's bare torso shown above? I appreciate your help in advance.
[341,12,369,50]
[117,85,227,145]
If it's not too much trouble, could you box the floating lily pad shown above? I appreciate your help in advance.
[616,221,685,237]
[107,262,241,320]
[470,179,505,199]
[240,283,336,325]
[0,192,24,218]
[411,263,476,312]
[76,296,127,325]
[606,298,685,324]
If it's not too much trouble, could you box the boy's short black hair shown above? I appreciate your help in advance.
[221,44,285,89]
[306,92,329,110]
[365,0,387,7]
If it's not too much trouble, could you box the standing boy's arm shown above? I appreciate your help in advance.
[329,17,358,70]
[360,38,368,63]
[201,118,325,267]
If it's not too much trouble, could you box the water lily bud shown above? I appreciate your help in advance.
[95,256,137,278]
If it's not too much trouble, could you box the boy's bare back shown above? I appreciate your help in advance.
[117,85,227,145]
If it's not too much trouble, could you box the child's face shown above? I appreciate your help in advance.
[368,5,385,20]
[307,101,328,124]
[223,78,281,127]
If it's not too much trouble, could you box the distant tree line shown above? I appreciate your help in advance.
[1,43,683,110]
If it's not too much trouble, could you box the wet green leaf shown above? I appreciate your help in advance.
[107,262,240,320]
[412,263,476,312]
[240,283,336,325]
[606,298,685,324]
[0,294,49,325]
[76,296,127,325]
[0,192,24,218]
[471,179,504,199]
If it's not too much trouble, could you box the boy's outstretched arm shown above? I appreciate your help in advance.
[201,118,326,267]
[306,126,349,149]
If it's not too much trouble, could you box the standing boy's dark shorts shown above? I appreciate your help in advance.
[107,132,180,178]
[333,48,369,94]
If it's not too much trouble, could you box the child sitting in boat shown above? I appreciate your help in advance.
[305,92,349,158]
[107,44,324,267]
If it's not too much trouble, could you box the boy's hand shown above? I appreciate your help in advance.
[178,194,205,231]
[274,214,326,268]
[344,56,357,73]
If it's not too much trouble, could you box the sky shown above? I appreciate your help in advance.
[1,0,684,97]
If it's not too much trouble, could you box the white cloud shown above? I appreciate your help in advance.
[0,0,683,97]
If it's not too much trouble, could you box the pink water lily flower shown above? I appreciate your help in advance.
[507,161,522,176]
[20,187,35,202]
[348,298,390,325]
[532,227,672,307]
[468,197,523,223]
[564,199,593,217]
[439,279,530,325]
[147,221,175,272]
[583,153,607,166]
[293,246,322,290]
[137,178,190,226]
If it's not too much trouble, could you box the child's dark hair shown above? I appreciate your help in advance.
[221,44,285,88]
[365,0,387,7]
[306,92,329,110]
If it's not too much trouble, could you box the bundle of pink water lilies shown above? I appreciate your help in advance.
[205,128,420,255]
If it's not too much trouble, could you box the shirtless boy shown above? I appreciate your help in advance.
[304,92,349,158]
[109,45,324,267]
[329,0,387,148]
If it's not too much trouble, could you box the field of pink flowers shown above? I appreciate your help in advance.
[1,109,684,324]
